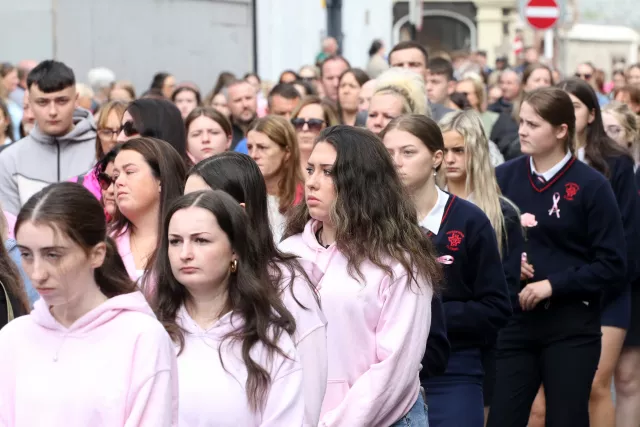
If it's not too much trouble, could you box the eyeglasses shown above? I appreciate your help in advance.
[97,128,120,140]
[97,172,114,191]
[575,73,592,80]
[291,118,325,133]
[119,121,139,137]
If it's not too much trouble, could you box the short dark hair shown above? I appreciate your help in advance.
[388,41,429,66]
[320,56,351,77]
[27,60,75,93]
[428,57,454,81]
[475,50,487,58]
[268,83,301,106]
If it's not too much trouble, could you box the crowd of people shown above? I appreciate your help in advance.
[1,36,640,427]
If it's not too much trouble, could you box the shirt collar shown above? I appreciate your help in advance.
[529,150,572,181]
[419,187,450,235]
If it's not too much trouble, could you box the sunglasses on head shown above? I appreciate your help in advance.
[291,118,325,132]
[97,172,114,191]
[119,121,139,137]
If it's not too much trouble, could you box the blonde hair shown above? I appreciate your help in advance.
[460,73,487,111]
[438,110,517,255]
[373,67,430,117]
[602,101,640,164]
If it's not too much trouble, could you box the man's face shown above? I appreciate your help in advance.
[321,58,349,102]
[269,94,300,120]
[427,73,454,105]
[499,71,521,101]
[227,82,257,124]
[575,64,595,86]
[29,84,77,136]
[389,48,427,81]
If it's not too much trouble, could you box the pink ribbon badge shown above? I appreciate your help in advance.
[548,192,561,218]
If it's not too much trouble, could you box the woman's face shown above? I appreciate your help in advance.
[116,110,139,143]
[628,67,640,86]
[382,129,441,193]
[168,206,236,293]
[211,93,231,119]
[174,90,198,119]
[487,86,503,106]
[338,72,361,113]
[101,162,117,218]
[113,149,161,221]
[162,75,177,99]
[567,92,594,136]
[518,101,567,155]
[21,91,35,135]
[613,73,627,91]
[525,68,552,92]
[280,72,297,84]
[305,141,337,223]
[294,103,326,157]
[2,69,18,93]
[17,221,105,306]
[110,87,134,103]
[247,130,288,183]
[187,115,230,163]
[366,93,404,135]
[616,90,640,114]
[442,130,468,184]
[98,111,123,155]
[602,111,628,147]
[456,80,479,110]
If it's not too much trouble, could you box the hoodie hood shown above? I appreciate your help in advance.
[31,291,155,334]
[29,107,97,145]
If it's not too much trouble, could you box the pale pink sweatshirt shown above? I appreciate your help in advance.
[279,220,433,427]
[0,291,178,426]
[176,306,305,426]
[278,262,328,425]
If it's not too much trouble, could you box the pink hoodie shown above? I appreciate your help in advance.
[176,306,305,426]
[0,291,178,426]
[278,261,328,425]
[68,168,102,201]
[3,210,16,239]
[279,220,433,427]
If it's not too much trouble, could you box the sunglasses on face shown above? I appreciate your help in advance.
[291,118,325,132]
[119,121,139,137]
[575,73,592,80]
[97,172,114,191]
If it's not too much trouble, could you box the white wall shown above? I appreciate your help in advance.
[0,0,54,61]
[256,0,394,82]
[341,0,394,70]
[256,0,327,82]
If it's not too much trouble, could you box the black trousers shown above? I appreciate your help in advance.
[487,300,601,427]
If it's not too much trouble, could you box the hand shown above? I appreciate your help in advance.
[519,280,552,311]
[520,253,534,280]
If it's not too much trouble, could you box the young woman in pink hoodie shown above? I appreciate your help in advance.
[151,190,305,426]
[0,182,178,426]
[279,125,442,427]
[184,152,328,425]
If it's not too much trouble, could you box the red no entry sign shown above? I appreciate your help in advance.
[525,0,560,30]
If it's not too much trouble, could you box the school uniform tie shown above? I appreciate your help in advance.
[533,173,547,189]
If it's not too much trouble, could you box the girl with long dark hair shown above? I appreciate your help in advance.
[152,190,304,425]
[281,125,441,426]
[184,152,327,425]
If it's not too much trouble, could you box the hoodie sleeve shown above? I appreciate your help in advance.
[319,273,432,427]
[124,324,178,427]
[261,356,305,426]
[0,148,20,216]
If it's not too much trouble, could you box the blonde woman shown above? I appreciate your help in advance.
[438,109,524,424]
[366,67,429,134]
[457,73,499,135]
[603,101,640,426]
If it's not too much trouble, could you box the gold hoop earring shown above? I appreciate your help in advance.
[230,259,238,274]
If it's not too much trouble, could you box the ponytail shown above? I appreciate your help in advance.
[94,237,136,298]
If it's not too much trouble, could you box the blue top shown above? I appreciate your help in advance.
[234,137,248,155]
[496,155,626,306]
[425,194,512,351]
[4,238,38,306]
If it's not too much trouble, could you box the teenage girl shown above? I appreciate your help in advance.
[280,125,440,426]
[488,87,627,427]
[438,109,524,423]
[380,114,511,427]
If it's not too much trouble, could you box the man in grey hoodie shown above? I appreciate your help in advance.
[0,60,97,215]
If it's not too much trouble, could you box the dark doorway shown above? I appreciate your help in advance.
[400,16,472,52]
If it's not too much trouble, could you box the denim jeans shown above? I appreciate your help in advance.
[389,391,428,427]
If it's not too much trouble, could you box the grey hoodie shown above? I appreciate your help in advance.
[0,108,97,215]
